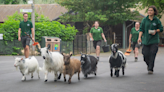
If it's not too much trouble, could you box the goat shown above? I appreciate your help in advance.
[61,53,81,84]
[37,44,64,82]
[109,44,126,77]
[14,56,41,81]
[80,53,98,78]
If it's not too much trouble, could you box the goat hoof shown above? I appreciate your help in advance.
[94,73,96,76]
[31,76,33,78]
[68,81,71,84]
[122,72,125,75]
[54,80,57,82]
[84,74,88,78]
[64,79,66,82]
[45,80,48,82]
[58,77,61,80]
[78,78,80,80]
[116,72,119,77]
[111,73,113,77]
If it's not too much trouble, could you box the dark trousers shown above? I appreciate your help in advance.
[142,44,158,71]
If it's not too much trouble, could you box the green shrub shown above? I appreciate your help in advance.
[0,12,78,43]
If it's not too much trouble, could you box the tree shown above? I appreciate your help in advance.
[138,0,164,18]
[55,0,140,40]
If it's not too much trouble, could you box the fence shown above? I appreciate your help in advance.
[0,34,110,55]
[0,40,23,55]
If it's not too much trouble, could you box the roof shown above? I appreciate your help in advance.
[0,4,68,22]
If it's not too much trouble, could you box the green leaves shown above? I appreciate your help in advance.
[0,11,78,45]
[56,0,140,26]
[35,21,78,42]
[138,0,164,18]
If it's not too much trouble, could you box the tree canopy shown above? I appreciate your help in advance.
[138,0,164,18]
[56,0,140,26]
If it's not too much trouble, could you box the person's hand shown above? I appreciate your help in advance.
[18,37,21,41]
[32,37,34,42]
[151,30,156,35]
[104,39,107,42]
[138,38,142,43]
[90,38,94,41]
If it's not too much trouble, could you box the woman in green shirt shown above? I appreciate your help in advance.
[129,22,140,62]
[138,6,163,74]
[89,21,107,61]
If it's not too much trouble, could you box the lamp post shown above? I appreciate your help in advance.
[28,0,35,55]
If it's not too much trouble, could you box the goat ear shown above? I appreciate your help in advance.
[47,44,51,50]
[115,44,119,47]
[61,52,63,55]
[70,54,72,57]
[21,58,23,60]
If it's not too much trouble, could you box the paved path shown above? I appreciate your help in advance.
[0,47,164,92]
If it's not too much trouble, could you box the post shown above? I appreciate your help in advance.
[31,0,35,55]
[123,22,126,49]
[113,32,116,44]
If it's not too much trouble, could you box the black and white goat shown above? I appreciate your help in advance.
[80,53,98,78]
[109,44,126,77]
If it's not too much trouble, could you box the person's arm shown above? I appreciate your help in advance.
[89,33,94,41]
[138,19,145,43]
[152,20,163,35]
[101,28,106,42]
[18,28,21,41]
[31,28,34,40]
[101,33,106,42]
[138,32,143,43]
[89,28,94,41]
[129,34,132,43]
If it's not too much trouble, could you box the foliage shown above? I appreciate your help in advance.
[55,0,140,26]
[0,11,78,44]
[0,0,56,4]
[35,21,78,42]
[137,0,164,18]
[12,46,21,55]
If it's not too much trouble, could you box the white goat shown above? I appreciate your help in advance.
[38,44,64,82]
[14,56,41,81]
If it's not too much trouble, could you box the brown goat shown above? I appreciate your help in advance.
[61,53,81,84]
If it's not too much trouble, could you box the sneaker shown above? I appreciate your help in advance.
[148,71,153,74]
[135,57,138,62]
[97,57,99,61]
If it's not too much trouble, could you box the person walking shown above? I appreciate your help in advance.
[138,6,163,74]
[89,21,107,61]
[129,22,140,62]
[18,13,34,58]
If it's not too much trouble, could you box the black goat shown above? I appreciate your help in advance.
[80,53,98,78]
[109,44,126,77]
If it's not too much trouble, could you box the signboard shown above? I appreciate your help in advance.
[0,34,3,40]
[20,9,32,12]
[27,0,33,4]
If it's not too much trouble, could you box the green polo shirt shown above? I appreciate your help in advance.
[19,20,33,36]
[90,27,103,41]
[139,16,163,45]
[130,27,139,42]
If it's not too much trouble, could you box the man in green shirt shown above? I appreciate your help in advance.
[89,21,107,61]
[129,22,140,62]
[138,6,163,74]
[18,13,34,58]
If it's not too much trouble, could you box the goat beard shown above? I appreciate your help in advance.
[15,66,18,70]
